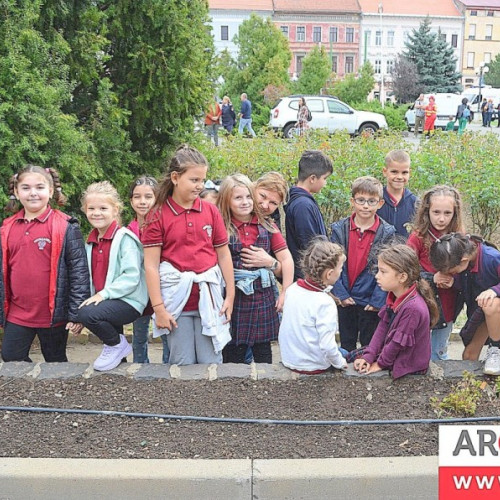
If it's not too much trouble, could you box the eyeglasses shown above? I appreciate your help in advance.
[353,197,380,207]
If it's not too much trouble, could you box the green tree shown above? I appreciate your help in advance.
[39,0,214,172]
[331,62,375,105]
[485,53,500,87]
[222,14,291,127]
[391,55,424,103]
[294,46,331,95]
[0,0,97,217]
[405,18,461,93]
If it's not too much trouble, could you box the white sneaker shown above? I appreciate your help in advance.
[93,335,132,371]
[483,346,500,375]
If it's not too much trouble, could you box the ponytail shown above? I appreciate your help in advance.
[429,232,486,272]
[415,278,439,328]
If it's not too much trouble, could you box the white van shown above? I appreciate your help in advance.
[461,87,500,108]
[405,93,463,130]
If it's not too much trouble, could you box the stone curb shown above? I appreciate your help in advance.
[0,359,483,381]
[0,456,438,499]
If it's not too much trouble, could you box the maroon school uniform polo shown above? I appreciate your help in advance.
[142,197,228,311]
[88,220,119,293]
[347,213,380,289]
[231,215,287,253]
[7,207,54,327]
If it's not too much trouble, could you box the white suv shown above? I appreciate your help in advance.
[269,95,388,137]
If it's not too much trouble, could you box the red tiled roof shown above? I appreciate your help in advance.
[209,0,274,10]
[358,0,461,16]
[458,0,500,8]
[273,0,361,12]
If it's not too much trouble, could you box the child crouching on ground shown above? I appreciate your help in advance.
[279,238,347,374]
[353,245,438,379]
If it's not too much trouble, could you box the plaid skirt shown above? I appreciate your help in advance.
[230,285,279,346]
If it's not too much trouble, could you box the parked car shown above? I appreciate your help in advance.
[405,93,464,131]
[269,95,388,138]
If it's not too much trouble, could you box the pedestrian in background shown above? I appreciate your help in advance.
[205,97,222,146]
[413,93,426,137]
[238,93,256,138]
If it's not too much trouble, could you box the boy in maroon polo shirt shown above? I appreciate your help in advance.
[330,177,396,352]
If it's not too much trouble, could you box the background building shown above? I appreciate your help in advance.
[209,0,274,58]
[457,0,500,88]
[358,0,464,100]
[273,0,361,79]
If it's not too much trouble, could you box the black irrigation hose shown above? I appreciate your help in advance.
[1,405,500,426]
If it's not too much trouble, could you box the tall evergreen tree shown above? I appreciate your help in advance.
[404,18,461,93]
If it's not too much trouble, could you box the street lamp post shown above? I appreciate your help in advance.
[378,2,384,107]
[476,61,489,112]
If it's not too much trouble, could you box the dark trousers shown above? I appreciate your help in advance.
[338,304,380,352]
[1,322,68,362]
[77,299,141,346]
[223,342,272,364]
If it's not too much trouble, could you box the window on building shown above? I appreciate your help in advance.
[487,11,494,17]
[374,59,381,74]
[375,30,382,46]
[345,56,354,74]
[329,27,338,42]
[387,31,394,46]
[467,52,475,68]
[386,59,394,74]
[486,24,493,40]
[485,52,492,63]
[452,34,458,47]
[297,26,305,42]
[471,10,477,16]
[346,27,354,43]
[469,24,476,40]
[280,26,289,38]
[296,55,304,74]
[313,27,322,43]
[331,55,338,73]
[221,26,229,41]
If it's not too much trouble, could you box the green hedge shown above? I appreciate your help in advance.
[192,129,500,242]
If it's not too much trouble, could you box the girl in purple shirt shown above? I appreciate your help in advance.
[354,245,438,379]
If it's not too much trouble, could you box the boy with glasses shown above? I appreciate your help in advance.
[330,176,396,352]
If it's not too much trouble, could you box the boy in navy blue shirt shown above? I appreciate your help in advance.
[285,150,332,280]
[377,149,417,239]
[331,176,396,351]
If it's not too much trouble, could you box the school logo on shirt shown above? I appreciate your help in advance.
[34,237,51,250]
[203,224,213,238]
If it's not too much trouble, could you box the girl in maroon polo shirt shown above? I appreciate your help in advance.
[354,245,438,379]
[127,176,170,364]
[217,174,294,364]
[0,165,89,363]
[78,181,148,372]
[407,185,464,361]
[142,145,235,366]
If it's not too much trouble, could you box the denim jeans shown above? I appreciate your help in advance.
[205,124,219,146]
[132,315,170,364]
[431,321,453,361]
[1,322,68,362]
[238,118,256,137]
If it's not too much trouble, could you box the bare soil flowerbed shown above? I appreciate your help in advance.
[1,375,498,460]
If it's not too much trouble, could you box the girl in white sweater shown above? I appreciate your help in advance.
[279,238,347,374]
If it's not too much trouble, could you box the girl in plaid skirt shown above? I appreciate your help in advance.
[217,174,294,364]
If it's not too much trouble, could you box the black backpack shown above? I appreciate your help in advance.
[306,108,312,121]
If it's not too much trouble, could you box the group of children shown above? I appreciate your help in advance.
[1,145,499,379]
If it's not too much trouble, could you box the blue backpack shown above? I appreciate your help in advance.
[463,107,471,119]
